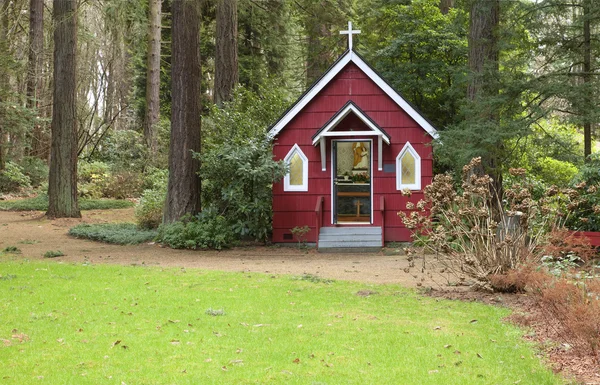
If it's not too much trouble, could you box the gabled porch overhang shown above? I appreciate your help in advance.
[311,101,391,172]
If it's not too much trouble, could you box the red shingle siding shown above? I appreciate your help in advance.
[272,62,433,243]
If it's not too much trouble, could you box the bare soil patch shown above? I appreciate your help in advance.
[0,209,427,286]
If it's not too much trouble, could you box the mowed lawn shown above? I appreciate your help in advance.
[0,257,562,384]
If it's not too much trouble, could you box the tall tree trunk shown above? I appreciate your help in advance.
[47,0,80,218]
[0,0,8,171]
[164,0,201,223]
[214,0,238,107]
[440,0,454,14]
[467,0,502,201]
[582,0,592,161]
[143,0,161,157]
[27,0,44,159]
[306,22,332,86]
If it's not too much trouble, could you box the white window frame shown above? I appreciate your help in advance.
[284,144,309,192]
[396,142,421,191]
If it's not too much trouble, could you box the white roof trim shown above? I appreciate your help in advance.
[311,103,391,146]
[268,51,439,140]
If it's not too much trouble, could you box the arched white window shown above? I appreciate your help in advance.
[284,144,309,192]
[396,142,421,191]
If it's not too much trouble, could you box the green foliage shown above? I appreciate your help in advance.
[0,162,31,193]
[141,167,168,191]
[0,195,133,211]
[43,250,64,258]
[135,188,166,230]
[565,154,600,232]
[103,171,144,199]
[2,246,20,254]
[94,130,148,172]
[199,139,287,242]
[360,0,468,129]
[78,161,111,199]
[535,157,578,187]
[69,223,158,245]
[202,82,290,151]
[18,157,48,188]
[157,210,236,250]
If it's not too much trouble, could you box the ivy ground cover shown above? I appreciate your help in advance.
[0,258,563,384]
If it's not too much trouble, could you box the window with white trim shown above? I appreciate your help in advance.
[284,144,309,192]
[396,142,421,191]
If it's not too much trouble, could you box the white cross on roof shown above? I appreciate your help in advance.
[340,21,361,51]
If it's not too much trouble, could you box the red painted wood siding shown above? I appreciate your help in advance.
[272,62,433,243]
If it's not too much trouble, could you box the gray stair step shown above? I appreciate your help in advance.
[319,227,381,235]
[318,240,382,248]
[319,234,381,242]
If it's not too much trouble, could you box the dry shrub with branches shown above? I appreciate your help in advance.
[399,157,588,289]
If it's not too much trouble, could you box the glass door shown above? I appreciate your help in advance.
[332,140,371,224]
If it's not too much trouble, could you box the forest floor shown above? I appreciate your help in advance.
[0,208,598,384]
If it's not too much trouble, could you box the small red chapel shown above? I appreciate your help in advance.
[269,22,438,249]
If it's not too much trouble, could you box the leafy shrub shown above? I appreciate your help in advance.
[141,167,168,191]
[0,162,31,193]
[566,154,600,232]
[103,171,143,199]
[95,130,148,172]
[78,161,110,198]
[18,156,48,187]
[135,188,166,229]
[534,157,578,187]
[198,138,287,242]
[157,210,236,250]
[398,158,576,289]
[69,223,157,245]
[43,250,64,258]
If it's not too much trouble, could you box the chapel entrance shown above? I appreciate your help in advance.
[332,140,372,224]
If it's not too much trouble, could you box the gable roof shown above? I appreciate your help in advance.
[311,101,391,145]
[268,50,439,140]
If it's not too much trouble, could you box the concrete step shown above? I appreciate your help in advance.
[319,227,381,235]
[319,234,381,242]
[317,226,382,250]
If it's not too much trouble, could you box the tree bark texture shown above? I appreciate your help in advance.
[467,0,502,203]
[27,0,45,159]
[306,22,332,86]
[143,0,161,156]
[47,0,80,218]
[440,0,454,14]
[0,0,7,170]
[582,0,592,161]
[214,0,238,107]
[164,0,201,224]
[467,0,499,101]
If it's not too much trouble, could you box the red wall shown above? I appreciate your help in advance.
[272,62,433,243]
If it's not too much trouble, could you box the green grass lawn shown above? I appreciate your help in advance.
[0,257,564,385]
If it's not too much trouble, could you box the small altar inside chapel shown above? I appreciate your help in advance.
[334,141,371,223]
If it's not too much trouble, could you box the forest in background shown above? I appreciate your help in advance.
[0,0,599,236]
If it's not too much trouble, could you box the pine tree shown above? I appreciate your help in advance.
[47,0,80,218]
[164,0,201,223]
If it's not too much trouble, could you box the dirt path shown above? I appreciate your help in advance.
[0,209,429,287]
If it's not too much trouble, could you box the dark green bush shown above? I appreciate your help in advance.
[0,195,133,211]
[0,162,31,193]
[19,156,48,187]
[198,138,287,242]
[69,223,157,245]
[135,188,166,229]
[157,210,236,250]
[566,154,600,232]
